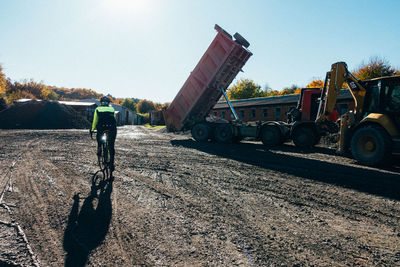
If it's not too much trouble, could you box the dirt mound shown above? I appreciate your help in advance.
[0,100,90,129]
[0,98,7,111]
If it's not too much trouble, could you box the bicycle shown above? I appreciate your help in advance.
[91,130,112,180]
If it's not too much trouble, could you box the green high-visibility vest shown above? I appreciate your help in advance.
[91,106,116,131]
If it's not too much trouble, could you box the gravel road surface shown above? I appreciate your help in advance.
[0,126,399,266]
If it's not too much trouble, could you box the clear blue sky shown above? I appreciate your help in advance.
[1,0,399,103]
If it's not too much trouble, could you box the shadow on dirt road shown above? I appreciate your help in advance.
[63,172,113,267]
[171,140,400,201]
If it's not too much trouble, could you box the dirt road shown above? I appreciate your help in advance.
[1,126,399,266]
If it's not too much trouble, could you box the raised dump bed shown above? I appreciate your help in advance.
[164,24,252,132]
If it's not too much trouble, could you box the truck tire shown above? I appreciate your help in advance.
[214,123,233,143]
[191,123,211,142]
[350,125,392,166]
[292,126,316,149]
[233,33,250,48]
[232,136,243,143]
[261,126,282,147]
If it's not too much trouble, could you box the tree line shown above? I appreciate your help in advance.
[1,57,399,112]
[0,67,169,114]
[226,57,400,100]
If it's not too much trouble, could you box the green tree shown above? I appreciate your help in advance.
[262,84,280,97]
[353,57,398,80]
[279,84,298,95]
[121,98,137,112]
[227,79,268,100]
[137,99,156,113]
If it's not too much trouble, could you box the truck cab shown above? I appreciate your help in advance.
[287,88,322,123]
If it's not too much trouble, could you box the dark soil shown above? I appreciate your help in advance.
[0,126,399,266]
[0,98,7,112]
[0,100,90,129]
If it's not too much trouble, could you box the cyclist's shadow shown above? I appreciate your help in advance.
[63,171,113,267]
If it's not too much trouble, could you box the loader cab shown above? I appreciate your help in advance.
[382,76,400,128]
[363,75,400,120]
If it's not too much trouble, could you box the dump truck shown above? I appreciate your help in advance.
[164,25,298,144]
[163,24,252,134]
[164,25,333,146]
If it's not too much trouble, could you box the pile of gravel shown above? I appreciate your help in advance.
[0,98,7,112]
[0,100,90,129]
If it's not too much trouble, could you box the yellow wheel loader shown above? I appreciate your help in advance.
[316,62,400,166]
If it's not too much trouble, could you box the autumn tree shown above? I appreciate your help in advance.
[49,87,101,100]
[353,57,398,80]
[113,98,125,105]
[0,65,8,109]
[264,88,280,97]
[160,102,170,110]
[279,84,299,95]
[306,80,324,88]
[0,64,6,97]
[137,99,156,113]
[227,79,268,100]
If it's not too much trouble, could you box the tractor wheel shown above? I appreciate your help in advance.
[191,123,211,142]
[350,125,392,166]
[261,126,282,147]
[214,124,233,143]
[292,126,316,149]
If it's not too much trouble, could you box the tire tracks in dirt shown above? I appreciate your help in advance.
[1,127,400,266]
[0,137,42,267]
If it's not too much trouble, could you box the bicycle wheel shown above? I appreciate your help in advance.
[98,143,106,171]
[103,144,111,179]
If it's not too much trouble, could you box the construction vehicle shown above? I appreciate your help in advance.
[256,88,321,148]
[163,24,252,134]
[163,25,336,148]
[165,25,307,146]
[164,26,400,165]
[315,62,400,165]
[266,62,400,166]
[258,86,346,148]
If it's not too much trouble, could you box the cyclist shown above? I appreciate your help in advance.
[90,96,117,175]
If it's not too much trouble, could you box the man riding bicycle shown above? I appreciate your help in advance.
[90,96,117,174]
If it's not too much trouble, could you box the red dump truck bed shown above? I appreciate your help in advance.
[164,25,252,132]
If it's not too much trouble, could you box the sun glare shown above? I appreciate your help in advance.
[101,0,150,17]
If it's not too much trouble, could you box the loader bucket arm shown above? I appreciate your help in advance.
[316,62,367,123]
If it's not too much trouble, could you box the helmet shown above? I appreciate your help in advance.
[100,96,111,106]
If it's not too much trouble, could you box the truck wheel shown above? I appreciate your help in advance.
[350,125,392,166]
[191,123,211,142]
[292,126,316,148]
[214,124,233,143]
[261,126,282,147]
[232,136,243,143]
[233,33,250,48]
